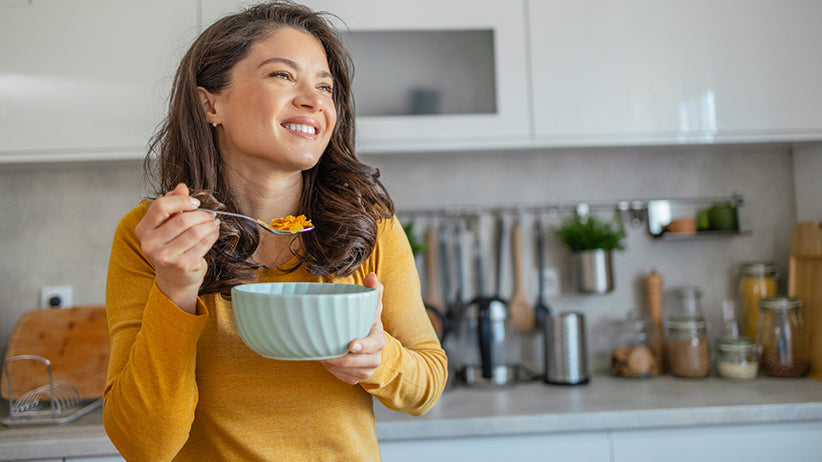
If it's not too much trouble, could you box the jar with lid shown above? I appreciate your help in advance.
[715,337,760,380]
[737,262,778,338]
[610,316,661,378]
[756,296,809,377]
[665,317,711,378]
[666,287,705,321]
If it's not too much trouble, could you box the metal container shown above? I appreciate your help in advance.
[456,298,520,387]
[574,249,614,294]
[544,312,589,385]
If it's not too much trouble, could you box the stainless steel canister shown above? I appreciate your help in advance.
[544,312,590,385]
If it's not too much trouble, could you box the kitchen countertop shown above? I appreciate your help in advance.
[2,374,822,460]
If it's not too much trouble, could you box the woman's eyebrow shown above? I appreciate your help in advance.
[258,56,333,79]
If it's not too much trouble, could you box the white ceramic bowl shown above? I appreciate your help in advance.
[231,282,378,360]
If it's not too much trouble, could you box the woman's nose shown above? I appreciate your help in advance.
[293,86,324,112]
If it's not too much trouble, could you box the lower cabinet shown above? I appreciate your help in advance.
[611,421,822,462]
[379,421,822,462]
[379,431,611,462]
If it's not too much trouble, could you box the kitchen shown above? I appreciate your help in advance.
[1,0,822,461]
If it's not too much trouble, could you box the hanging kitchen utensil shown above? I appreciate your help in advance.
[438,220,454,315]
[510,213,535,332]
[534,215,553,327]
[449,216,471,337]
[424,225,446,341]
[788,221,822,380]
[494,213,508,300]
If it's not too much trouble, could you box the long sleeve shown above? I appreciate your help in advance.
[103,204,208,461]
[358,217,448,416]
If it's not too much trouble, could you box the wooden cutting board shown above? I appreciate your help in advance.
[1,306,109,400]
[788,222,822,380]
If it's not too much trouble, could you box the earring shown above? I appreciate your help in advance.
[212,122,218,128]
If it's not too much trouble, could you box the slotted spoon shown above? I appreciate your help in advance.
[145,198,313,236]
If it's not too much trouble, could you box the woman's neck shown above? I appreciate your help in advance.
[223,162,304,222]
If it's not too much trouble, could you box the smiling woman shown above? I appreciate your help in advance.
[103,1,447,461]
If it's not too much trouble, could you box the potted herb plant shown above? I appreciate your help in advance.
[554,214,626,294]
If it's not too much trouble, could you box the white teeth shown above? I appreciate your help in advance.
[284,123,317,135]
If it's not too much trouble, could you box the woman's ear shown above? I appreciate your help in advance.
[197,86,220,126]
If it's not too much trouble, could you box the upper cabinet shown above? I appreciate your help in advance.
[0,0,198,162]
[528,0,822,145]
[2,0,821,163]
[202,0,532,153]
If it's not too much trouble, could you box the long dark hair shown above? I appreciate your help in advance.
[145,1,394,295]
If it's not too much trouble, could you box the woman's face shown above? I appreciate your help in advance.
[204,27,337,173]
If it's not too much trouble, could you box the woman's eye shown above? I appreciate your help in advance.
[270,71,293,80]
[318,83,333,94]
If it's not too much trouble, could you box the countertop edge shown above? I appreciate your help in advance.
[374,402,822,441]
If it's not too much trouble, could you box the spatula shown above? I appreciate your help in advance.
[510,215,535,332]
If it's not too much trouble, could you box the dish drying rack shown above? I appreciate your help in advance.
[3,355,102,426]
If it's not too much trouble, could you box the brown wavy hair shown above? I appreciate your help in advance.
[144,1,394,295]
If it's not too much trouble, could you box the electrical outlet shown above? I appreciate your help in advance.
[542,267,561,298]
[40,285,73,309]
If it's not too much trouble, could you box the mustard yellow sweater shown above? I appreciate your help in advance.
[104,202,447,461]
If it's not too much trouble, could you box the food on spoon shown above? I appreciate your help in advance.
[258,214,313,233]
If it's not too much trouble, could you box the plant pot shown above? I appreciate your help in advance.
[573,249,614,294]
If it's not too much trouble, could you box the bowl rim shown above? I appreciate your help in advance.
[231,281,377,297]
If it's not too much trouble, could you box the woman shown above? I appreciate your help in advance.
[104,2,447,460]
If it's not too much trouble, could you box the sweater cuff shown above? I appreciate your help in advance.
[142,283,209,347]
[363,332,402,386]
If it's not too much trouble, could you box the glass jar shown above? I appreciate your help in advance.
[666,287,705,321]
[610,317,661,378]
[715,337,761,380]
[737,262,778,338]
[666,317,711,378]
[756,296,809,377]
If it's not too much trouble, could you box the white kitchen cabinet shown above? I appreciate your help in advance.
[0,0,198,162]
[379,431,611,462]
[202,0,531,152]
[528,0,822,146]
[611,421,822,462]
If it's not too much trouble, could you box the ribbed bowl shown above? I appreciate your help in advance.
[231,282,378,360]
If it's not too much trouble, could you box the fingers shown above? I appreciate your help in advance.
[319,273,387,384]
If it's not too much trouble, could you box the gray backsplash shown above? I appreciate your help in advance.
[0,143,796,364]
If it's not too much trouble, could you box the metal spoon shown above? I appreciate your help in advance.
[144,198,313,236]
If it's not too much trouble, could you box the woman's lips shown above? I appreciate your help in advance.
[281,117,321,139]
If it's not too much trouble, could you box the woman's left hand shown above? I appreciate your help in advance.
[320,272,385,384]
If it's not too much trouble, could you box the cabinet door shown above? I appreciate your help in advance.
[611,421,822,462]
[379,431,611,462]
[528,0,822,145]
[202,0,531,152]
[0,0,198,160]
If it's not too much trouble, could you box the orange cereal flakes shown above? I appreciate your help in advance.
[264,214,313,233]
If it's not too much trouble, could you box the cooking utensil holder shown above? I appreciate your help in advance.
[3,355,102,426]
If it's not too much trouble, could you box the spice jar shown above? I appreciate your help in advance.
[756,296,809,377]
[610,317,661,378]
[737,263,778,338]
[666,317,711,378]
[715,337,760,380]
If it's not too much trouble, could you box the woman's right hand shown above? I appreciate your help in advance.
[135,183,220,313]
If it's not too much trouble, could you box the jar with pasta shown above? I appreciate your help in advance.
[756,296,809,378]
[665,317,711,378]
[737,262,778,338]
